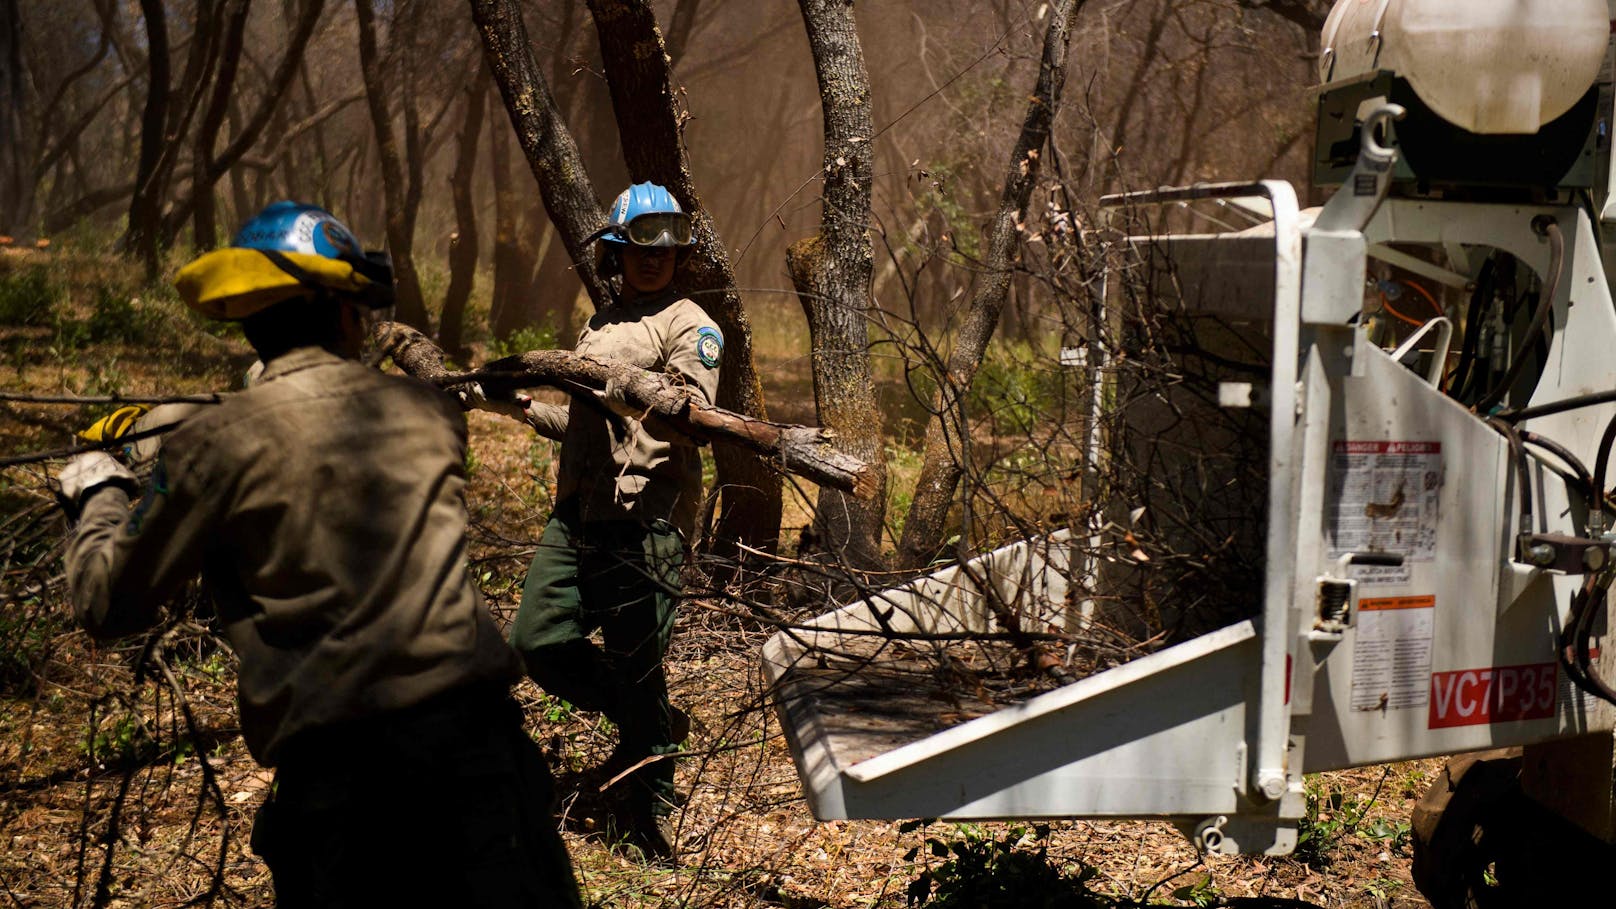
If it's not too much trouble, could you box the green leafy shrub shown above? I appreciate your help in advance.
[903,823,1110,909]
[0,266,59,326]
[1295,775,1408,865]
[85,285,165,345]
[489,324,558,359]
[966,341,1062,435]
[83,707,159,766]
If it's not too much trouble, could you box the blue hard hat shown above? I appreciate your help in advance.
[233,201,394,290]
[599,182,692,247]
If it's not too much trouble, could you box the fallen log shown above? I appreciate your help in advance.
[371,321,880,499]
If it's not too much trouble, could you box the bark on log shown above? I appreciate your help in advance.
[374,322,879,500]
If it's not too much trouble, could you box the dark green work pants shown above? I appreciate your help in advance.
[252,685,581,909]
[511,499,684,815]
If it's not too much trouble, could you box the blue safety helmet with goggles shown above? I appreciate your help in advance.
[588,182,693,249]
[175,202,397,320]
[234,202,396,298]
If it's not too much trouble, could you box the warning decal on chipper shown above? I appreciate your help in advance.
[1327,441,1443,585]
[1351,595,1434,711]
[1428,662,1558,729]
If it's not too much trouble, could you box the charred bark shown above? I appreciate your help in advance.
[439,71,486,360]
[355,0,430,330]
[468,0,612,310]
[787,0,887,574]
[586,0,783,557]
[375,322,879,499]
[896,0,1085,571]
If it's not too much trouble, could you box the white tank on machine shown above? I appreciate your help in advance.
[1321,0,1608,135]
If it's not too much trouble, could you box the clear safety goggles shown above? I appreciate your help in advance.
[623,211,692,247]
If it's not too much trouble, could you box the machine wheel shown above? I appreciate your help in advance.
[1411,749,1614,908]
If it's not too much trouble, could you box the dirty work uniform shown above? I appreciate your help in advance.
[66,346,581,908]
[514,290,721,818]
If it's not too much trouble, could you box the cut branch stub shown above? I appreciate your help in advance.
[372,322,879,499]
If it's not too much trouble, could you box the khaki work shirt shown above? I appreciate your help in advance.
[67,347,520,766]
[528,292,722,535]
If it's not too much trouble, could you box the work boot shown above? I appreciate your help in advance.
[589,705,690,796]
[670,705,691,746]
[605,802,677,864]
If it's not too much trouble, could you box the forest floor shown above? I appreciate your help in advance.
[0,251,1435,908]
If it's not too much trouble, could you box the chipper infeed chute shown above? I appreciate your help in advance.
[765,103,1616,856]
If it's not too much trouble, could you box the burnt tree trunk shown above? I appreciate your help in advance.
[355,0,430,330]
[787,0,886,574]
[586,0,783,557]
[439,70,486,359]
[529,219,581,337]
[468,0,612,310]
[896,0,1085,570]
[126,0,170,278]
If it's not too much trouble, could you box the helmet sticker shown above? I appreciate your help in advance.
[695,326,723,369]
[318,221,360,258]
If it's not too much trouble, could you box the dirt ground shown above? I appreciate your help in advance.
[0,260,1436,908]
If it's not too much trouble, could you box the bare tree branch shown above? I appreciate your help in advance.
[897,0,1087,570]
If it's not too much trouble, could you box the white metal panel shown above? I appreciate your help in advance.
[768,619,1260,821]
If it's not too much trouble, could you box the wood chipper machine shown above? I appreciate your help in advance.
[763,1,1616,903]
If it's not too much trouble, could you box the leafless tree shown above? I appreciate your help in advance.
[355,0,431,329]
[897,0,1087,569]
[439,69,487,358]
[125,0,171,277]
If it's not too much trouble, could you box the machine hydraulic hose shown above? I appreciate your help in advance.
[1562,571,1616,706]
[1477,217,1563,412]
[1518,430,1596,510]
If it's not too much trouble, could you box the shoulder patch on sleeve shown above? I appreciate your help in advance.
[126,457,170,535]
[695,325,723,369]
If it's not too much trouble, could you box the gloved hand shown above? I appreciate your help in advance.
[454,382,532,420]
[76,405,150,443]
[601,375,642,419]
[56,452,138,517]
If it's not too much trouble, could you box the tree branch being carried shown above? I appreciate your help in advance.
[372,322,880,500]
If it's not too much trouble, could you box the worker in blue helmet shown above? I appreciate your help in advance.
[504,181,721,862]
[56,202,582,907]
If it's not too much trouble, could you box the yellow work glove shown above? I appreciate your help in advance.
[76,405,150,444]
